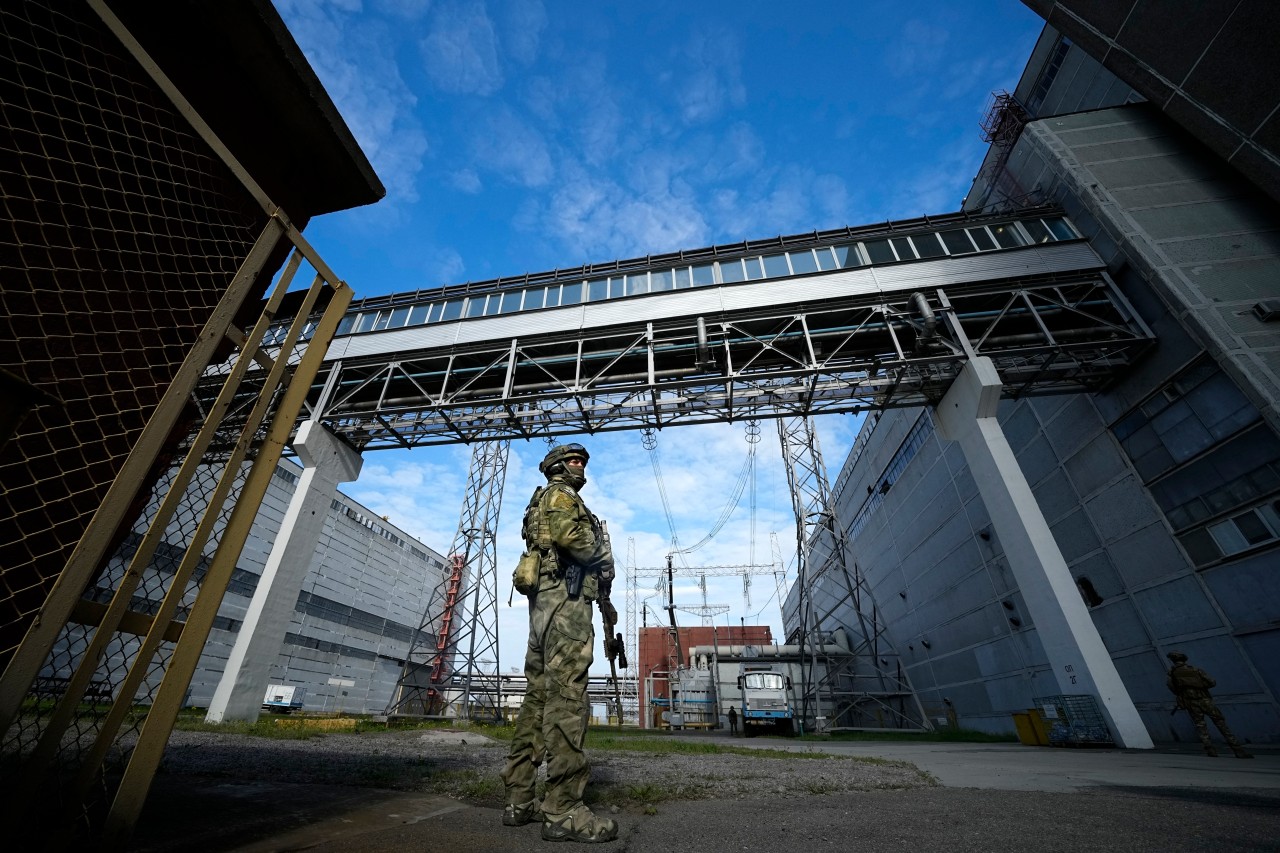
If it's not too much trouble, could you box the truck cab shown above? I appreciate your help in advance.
[737,665,794,736]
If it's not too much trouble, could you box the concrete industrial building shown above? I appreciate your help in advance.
[190,459,448,715]
[790,5,1280,744]
[68,457,448,716]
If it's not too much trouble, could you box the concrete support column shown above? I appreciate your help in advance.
[934,358,1153,749]
[205,420,362,723]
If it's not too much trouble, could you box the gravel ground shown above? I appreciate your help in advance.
[158,727,933,807]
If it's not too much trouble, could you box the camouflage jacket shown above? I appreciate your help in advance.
[1167,663,1215,709]
[523,475,614,600]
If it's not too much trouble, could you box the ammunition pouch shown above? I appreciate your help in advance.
[512,550,540,596]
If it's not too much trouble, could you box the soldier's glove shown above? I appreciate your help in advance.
[598,598,618,627]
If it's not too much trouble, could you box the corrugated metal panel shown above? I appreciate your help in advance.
[329,322,463,359]
[328,241,1103,361]
[582,289,724,327]
[453,306,587,345]
[870,242,1102,293]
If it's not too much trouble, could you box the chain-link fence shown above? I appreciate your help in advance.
[0,1,360,844]
[0,0,265,669]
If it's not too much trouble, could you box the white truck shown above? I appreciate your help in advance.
[262,684,306,714]
[738,664,794,736]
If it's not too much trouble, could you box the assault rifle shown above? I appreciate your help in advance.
[597,520,625,727]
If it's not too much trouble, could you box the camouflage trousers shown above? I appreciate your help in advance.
[1186,701,1244,753]
[500,579,595,816]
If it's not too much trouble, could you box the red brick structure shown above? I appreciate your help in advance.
[637,624,772,727]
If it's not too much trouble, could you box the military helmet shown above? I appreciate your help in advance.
[1167,651,1188,662]
[539,443,589,478]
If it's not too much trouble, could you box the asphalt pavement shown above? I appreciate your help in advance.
[129,738,1280,853]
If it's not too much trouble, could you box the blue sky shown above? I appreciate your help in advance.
[272,0,1046,674]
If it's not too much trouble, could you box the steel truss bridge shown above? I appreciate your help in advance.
[261,205,1153,726]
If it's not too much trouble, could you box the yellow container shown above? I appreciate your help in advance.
[1012,712,1038,745]
[1012,709,1050,745]
[1027,708,1051,745]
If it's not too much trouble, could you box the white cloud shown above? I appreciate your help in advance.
[470,105,554,187]
[274,0,428,206]
[420,0,504,95]
[494,0,547,66]
[885,18,950,78]
[534,161,710,260]
[707,163,853,239]
[450,168,483,194]
[668,30,747,125]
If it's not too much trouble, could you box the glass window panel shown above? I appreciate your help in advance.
[408,304,430,325]
[353,312,376,333]
[968,227,997,251]
[744,257,765,280]
[1023,219,1051,243]
[940,229,976,254]
[1234,510,1272,545]
[587,278,608,301]
[627,272,649,295]
[1184,497,1212,525]
[692,263,716,286]
[1173,360,1218,394]
[500,290,522,313]
[1208,519,1249,555]
[815,247,840,271]
[762,253,790,277]
[1112,409,1148,441]
[720,260,746,283]
[561,282,582,305]
[523,288,544,310]
[545,285,561,307]
[789,250,819,274]
[674,267,692,288]
[912,233,946,258]
[890,237,917,260]
[1165,504,1192,530]
[390,306,411,327]
[1178,528,1221,566]
[466,296,487,317]
[863,239,896,264]
[651,269,674,291]
[336,314,356,335]
[990,223,1027,248]
[1044,217,1076,240]
[1249,463,1280,493]
[610,276,627,298]
[833,244,861,268]
[439,299,463,321]
[1133,444,1175,481]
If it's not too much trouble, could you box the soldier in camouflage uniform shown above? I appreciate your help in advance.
[1166,651,1253,758]
[501,443,619,843]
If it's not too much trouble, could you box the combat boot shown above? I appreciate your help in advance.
[540,804,618,843]
[502,799,543,826]
[1204,747,1219,757]
[1233,748,1254,759]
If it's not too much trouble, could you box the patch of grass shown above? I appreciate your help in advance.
[794,728,1017,744]
[426,770,504,803]
[603,781,709,805]
[172,717,324,740]
[587,734,830,761]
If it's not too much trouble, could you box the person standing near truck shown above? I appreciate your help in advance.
[500,444,619,843]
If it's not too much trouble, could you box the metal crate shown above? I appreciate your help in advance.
[1032,694,1114,746]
